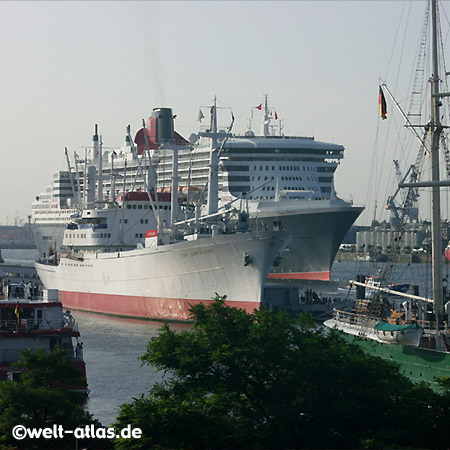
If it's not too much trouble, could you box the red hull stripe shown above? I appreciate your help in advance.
[59,291,260,321]
[268,271,330,281]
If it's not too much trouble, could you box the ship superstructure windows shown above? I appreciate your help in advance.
[32,132,346,259]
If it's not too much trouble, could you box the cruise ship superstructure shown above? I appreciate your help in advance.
[32,97,363,280]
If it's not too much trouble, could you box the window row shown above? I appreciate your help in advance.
[126,204,171,210]
[253,165,316,172]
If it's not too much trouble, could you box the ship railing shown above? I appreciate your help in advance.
[63,318,78,332]
[0,318,44,332]
[417,319,436,330]
[332,308,378,332]
[63,310,78,331]
[416,319,445,336]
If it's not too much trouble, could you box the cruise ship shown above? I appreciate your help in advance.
[32,97,363,280]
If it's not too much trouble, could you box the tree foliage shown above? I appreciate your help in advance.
[115,296,450,449]
[0,347,107,450]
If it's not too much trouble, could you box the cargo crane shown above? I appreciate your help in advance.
[383,4,429,228]
[386,160,420,227]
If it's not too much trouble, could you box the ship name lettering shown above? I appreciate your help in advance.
[181,249,213,258]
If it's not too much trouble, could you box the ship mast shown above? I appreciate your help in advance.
[196,97,233,217]
[396,0,448,327]
[97,134,104,207]
[206,97,219,215]
[64,148,77,209]
[261,94,270,137]
[430,0,444,325]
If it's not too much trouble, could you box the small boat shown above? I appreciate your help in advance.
[0,292,88,394]
[373,320,422,346]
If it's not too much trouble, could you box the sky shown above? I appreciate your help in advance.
[0,0,446,226]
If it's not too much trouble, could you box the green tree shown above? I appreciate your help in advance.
[115,296,447,449]
[0,347,109,450]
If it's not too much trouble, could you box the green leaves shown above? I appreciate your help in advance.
[13,347,85,390]
[0,347,104,450]
[116,296,449,449]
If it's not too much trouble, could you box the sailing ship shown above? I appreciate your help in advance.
[35,101,289,321]
[31,96,362,281]
[325,0,450,389]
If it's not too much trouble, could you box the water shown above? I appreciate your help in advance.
[1,249,171,425]
[1,248,39,265]
[75,312,168,425]
[3,249,450,425]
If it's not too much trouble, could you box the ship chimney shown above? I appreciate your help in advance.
[150,108,174,144]
[86,165,96,206]
[92,124,99,161]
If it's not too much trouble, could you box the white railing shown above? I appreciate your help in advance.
[332,309,378,333]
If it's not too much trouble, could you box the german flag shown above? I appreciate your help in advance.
[379,86,387,120]
[14,303,20,323]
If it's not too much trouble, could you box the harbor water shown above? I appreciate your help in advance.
[2,249,450,425]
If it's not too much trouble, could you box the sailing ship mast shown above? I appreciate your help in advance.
[324,1,450,388]
[392,0,448,327]
[430,0,444,325]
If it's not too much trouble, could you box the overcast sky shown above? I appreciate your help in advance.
[0,1,445,226]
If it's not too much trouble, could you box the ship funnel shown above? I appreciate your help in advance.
[150,108,174,144]
[86,165,96,205]
[135,107,175,155]
[92,124,99,161]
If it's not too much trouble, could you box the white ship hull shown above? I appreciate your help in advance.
[32,200,362,281]
[36,230,286,320]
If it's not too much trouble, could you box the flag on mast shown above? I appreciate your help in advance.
[14,303,20,323]
[197,108,204,122]
[379,86,387,120]
[255,104,262,111]
[275,111,278,120]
